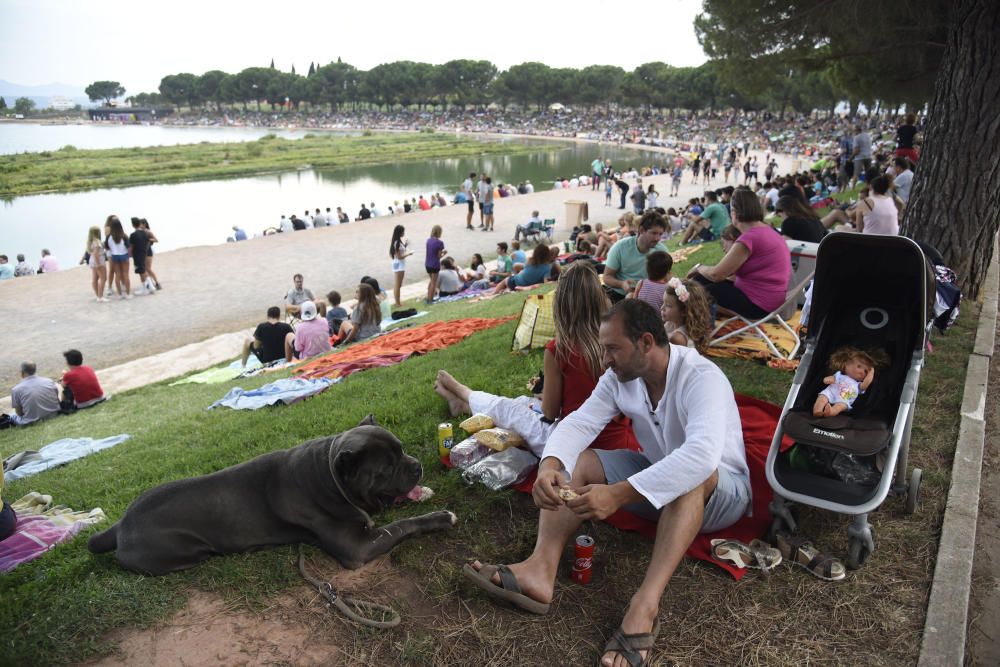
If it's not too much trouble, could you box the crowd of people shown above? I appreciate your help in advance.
[7,106,936,665]
[164,107,917,161]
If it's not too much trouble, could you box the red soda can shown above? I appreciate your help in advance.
[572,535,595,584]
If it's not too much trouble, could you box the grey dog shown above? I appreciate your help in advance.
[88,415,457,575]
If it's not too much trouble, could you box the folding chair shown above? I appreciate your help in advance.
[709,272,814,360]
[521,220,545,245]
[543,219,556,240]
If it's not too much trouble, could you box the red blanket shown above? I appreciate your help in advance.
[295,317,515,381]
[450,394,792,580]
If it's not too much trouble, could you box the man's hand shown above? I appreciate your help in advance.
[565,483,629,521]
[532,459,569,511]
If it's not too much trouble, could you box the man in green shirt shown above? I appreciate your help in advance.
[489,242,515,283]
[602,211,669,302]
[681,191,730,244]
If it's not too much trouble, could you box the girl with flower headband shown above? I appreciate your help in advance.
[661,277,713,354]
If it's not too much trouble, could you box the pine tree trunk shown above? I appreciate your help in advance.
[901,0,1000,300]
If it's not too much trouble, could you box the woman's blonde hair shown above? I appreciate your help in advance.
[553,262,609,379]
[86,226,102,252]
[666,279,713,354]
[355,283,381,327]
[430,224,442,238]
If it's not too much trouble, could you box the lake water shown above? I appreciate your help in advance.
[0,128,663,267]
[0,122,316,155]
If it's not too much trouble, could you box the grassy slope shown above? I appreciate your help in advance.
[0,237,976,666]
[0,133,542,197]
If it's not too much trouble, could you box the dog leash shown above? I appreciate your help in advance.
[296,546,401,628]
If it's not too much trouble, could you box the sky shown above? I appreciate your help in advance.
[0,0,708,94]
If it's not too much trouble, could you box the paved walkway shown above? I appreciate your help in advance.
[1,144,788,402]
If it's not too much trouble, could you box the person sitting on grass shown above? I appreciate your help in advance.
[460,253,488,283]
[629,250,673,313]
[284,273,314,319]
[510,240,527,267]
[60,349,106,410]
[489,242,514,284]
[241,306,294,367]
[336,284,382,346]
[1,362,60,428]
[494,244,558,294]
[601,210,669,303]
[437,258,464,297]
[435,261,637,457]
[289,301,331,360]
[462,299,750,667]
[679,191,730,244]
[325,291,349,337]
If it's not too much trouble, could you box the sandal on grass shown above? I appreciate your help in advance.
[461,563,550,615]
[602,617,661,667]
[710,538,782,573]
[774,532,846,581]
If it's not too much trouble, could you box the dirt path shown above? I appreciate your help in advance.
[968,316,1000,664]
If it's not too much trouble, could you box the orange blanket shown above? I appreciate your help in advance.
[295,317,516,381]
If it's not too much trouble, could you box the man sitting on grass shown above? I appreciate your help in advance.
[241,306,294,367]
[60,349,106,410]
[284,273,314,319]
[2,362,60,428]
[463,299,749,667]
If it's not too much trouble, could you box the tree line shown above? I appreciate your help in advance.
[103,57,911,117]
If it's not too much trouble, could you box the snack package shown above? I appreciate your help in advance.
[462,447,539,491]
[473,428,526,452]
[459,413,495,433]
[449,436,494,469]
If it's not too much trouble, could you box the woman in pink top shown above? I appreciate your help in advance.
[292,300,332,360]
[856,175,900,236]
[687,189,791,319]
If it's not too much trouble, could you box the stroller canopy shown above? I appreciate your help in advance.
[808,234,935,350]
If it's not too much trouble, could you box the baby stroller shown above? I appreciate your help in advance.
[765,233,935,569]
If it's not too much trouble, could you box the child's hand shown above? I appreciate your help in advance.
[823,374,836,385]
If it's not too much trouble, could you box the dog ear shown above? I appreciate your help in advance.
[332,449,380,514]
[358,414,378,427]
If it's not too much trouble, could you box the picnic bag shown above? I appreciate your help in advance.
[511,292,556,352]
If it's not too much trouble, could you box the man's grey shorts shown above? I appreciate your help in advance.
[594,449,750,533]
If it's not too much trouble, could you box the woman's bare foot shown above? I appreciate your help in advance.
[434,371,469,416]
[436,370,472,402]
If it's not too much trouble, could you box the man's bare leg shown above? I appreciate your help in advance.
[601,470,717,667]
[241,338,254,367]
[467,450,607,606]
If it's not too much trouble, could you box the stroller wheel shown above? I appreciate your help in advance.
[847,537,872,570]
[905,468,923,515]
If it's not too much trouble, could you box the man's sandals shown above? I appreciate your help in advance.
[774,531,846,581]
[602,618,661,667]
[461,563,551,614]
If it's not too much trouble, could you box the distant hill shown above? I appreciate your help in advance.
[0,79,85,97]
[0,80,94,109]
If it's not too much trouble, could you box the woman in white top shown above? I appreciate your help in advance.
[104,215,132,299]
[389,225,412,307]
[856,175,900,236]
[460,253,487,282]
